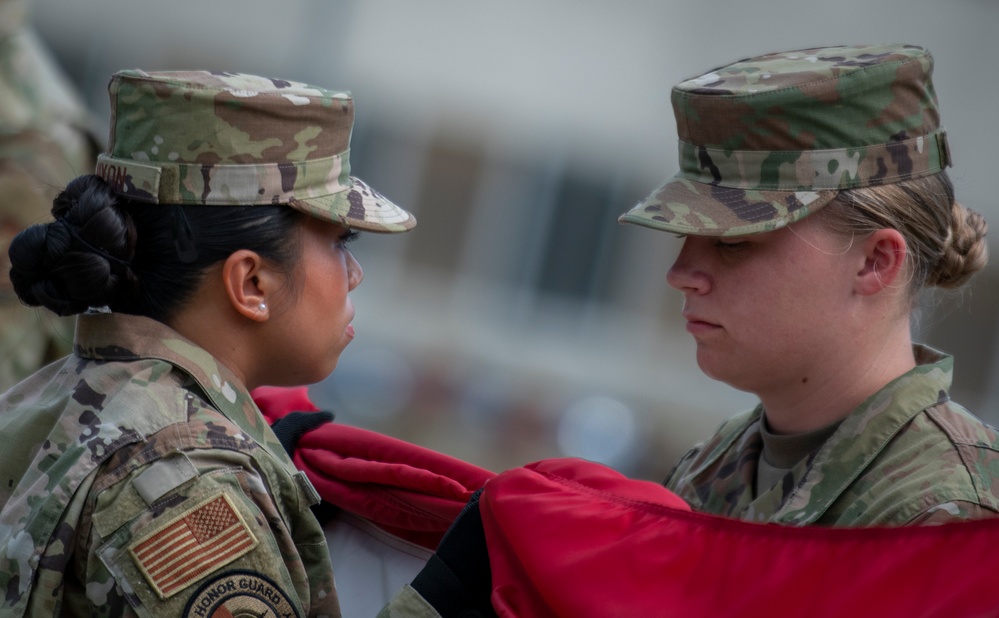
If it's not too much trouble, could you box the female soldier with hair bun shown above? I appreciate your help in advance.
[0,70,415,616]
[618,43,997,526]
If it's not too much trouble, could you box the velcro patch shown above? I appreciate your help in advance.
[129,492,259,599]
[183,571,301,618]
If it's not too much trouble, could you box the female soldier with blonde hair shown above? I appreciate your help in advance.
[379,43,998,618]
[619,43,996,525]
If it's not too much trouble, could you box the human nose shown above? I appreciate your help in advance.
[666,238,710,294]
[346,251,363,290]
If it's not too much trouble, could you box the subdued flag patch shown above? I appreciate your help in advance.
[129,492,259,599]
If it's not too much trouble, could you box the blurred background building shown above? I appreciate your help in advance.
[23,0,999,480]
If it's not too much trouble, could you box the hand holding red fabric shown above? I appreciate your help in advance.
[252,386,495,549]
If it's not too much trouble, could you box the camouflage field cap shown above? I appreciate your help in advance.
[95,70,415,233]
[618,44,950,237]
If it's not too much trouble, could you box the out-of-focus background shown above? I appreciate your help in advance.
[22,0,999,480]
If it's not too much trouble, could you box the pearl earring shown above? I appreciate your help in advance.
[258,302,267,311]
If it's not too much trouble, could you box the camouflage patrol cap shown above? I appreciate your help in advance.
[95,70,415,233]
[619,44,950,237]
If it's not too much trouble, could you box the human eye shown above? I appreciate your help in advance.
[336,229,360,249]
[714,238,749,252]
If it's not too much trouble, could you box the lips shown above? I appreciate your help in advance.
[344,302,355,339]
[682,312,721,334]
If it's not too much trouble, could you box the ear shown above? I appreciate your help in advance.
[855,229,908,296]
[221,250,282,322]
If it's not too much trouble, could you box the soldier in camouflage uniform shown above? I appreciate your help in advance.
[1,70,415,617]
[616,44,996,525]
[0,0,99,392]
[381,42,998,618]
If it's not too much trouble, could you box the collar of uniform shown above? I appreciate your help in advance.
[772,344,953,524]
[672,407,765,516]
[73,312,294,467]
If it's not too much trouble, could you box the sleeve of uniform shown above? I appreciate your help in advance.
[378,584,443,618]
[76,435,338,617]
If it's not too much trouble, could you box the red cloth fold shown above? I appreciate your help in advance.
[480,459,999,618]
[252,386,495,549]
[254,387,999,616]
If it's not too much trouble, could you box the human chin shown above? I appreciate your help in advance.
[299,353,341,385]
[321,327,357,375]
[695,347,749,388]
[694,345,724,379]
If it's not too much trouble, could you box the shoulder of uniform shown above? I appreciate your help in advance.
[925,402,999,511]
[95,399,263,491]
[923,400,999,448]
[715,408,760,436]
[693,407,761,464]
[89,479,316,615]
[664,407,761,490]
[61,358,195,432]
[841,403,999,521]
[664,446,703,490]
[87,360,251,439]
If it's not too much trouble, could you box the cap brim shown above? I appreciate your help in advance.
[289,177,416,233]
[618,175,837,237]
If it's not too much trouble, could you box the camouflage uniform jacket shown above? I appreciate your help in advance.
[666,345,999,526]
[0,312,341,617]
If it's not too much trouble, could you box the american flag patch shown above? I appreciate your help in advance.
[129,492,259,599]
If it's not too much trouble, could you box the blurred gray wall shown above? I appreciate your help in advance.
[29,0,999,478]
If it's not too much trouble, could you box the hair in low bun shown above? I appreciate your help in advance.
[926,201,988,289]
[819,172,988,304]
[9,175,137,316]
[9,174,305,323]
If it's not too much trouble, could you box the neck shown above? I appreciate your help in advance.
[168,290,259,391]
[760,324,916,435]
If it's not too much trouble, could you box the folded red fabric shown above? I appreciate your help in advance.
[254,387,999,616]
[481,458,999,618]
[252,386,495,549]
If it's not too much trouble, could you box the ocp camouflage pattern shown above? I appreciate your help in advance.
[665,345,999,525]
[0,312,340,616]
[95,70,415,234]
[619,44,950,237]
[0,0,98,390]
[377,585,440,618]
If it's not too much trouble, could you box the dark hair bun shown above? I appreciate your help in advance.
[8,175,136,316]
